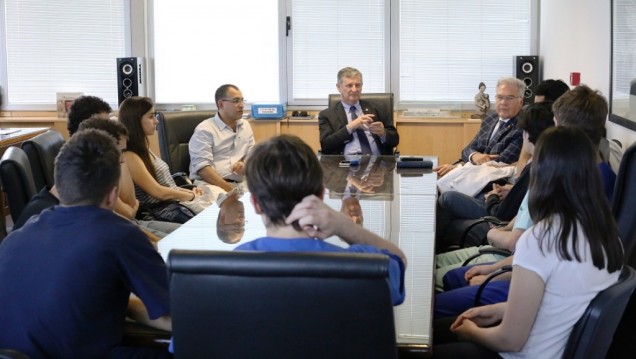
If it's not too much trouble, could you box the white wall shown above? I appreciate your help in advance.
[540,0,636,147]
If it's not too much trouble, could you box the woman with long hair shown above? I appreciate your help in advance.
[118,96,200,224]
[435,126,624,358]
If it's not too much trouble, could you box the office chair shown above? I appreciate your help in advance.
[168,250,398,359]
[0,147,37,225]
[0,349,29,359]
[563,266,636,359]
[156,111,215,185]
[21,129,65,191]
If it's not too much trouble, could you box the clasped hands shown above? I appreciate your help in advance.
[348,114,385,137]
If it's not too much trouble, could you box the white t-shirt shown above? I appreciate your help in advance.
[500,219,620,359]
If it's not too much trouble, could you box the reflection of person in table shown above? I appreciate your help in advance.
[216,192,246,244]
[236,134,407,305]
[340,196,363,225]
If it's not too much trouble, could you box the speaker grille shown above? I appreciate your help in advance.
[514,55,540,105]
[116,57,146,105]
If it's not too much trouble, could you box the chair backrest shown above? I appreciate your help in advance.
[21,129,65,190]
[0,147,37,223]
[328,93,394,125]
[168,249,398,359]
[612,142,636,266]
[563,266,636,359]
[156,111,215,175]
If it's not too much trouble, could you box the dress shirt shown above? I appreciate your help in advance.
[343,103,382,156]
[189,113,255,182]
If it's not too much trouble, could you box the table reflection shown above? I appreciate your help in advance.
[157,155,438,355]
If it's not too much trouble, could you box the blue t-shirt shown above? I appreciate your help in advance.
[0,205,170,359]
[235,236,406,305]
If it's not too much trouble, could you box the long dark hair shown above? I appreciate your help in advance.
[118,96,157,179]
[529,126,623,272]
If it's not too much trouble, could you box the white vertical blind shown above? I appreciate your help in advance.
[152,0,280,105]
[399,0,532,103]
[3,0,126,107]
[290,0,386,103]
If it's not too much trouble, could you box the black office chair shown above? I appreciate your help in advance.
[0,147,37,225]
[156,111,215,185]
[563,266,636,359]
[168,250,398,359]
[21,129,65,191]
[0,349,29,359]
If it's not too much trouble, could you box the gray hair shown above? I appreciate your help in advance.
[337,67,363,84]
[497,77,526,98]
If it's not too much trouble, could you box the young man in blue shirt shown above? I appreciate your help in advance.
[234,134,406,305]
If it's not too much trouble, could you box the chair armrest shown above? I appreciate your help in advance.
[461,248,512,267]
[474,265,512,307]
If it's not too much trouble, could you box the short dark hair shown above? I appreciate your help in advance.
[245,135,323,226]
[67,96,112,136]
[55,129,121,206]
[529,126,622,273]
[535,79,570,102]
[215,84,240,107]
[78,117,128,142]
[552,85,608,146]
[516,101,555,144]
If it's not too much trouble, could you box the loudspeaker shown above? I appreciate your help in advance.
[116,57,146,105]
[514,55,540,104]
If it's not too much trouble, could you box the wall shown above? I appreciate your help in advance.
[540,0,636,147]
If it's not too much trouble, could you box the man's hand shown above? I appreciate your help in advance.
[433,163,457,177]
[368,121,385,137]
[285,195,345,239]
[471,153,500,165]
[347,114,375,131]
[231,161,246,175]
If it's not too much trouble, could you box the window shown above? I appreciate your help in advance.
[288,0,388,105]
[398,0,533,105]
[151,0,280,106]
[609,0,636,131]
[1,0,128,108]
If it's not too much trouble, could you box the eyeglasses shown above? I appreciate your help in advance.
[495,95,521,102]
[221,98,246,104]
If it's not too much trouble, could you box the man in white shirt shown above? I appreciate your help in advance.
[189,84,255,192]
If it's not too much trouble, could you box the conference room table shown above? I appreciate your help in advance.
[157,154,438,357]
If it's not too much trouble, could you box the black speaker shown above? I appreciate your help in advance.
[514,55,540,104]
[116,57,146,105]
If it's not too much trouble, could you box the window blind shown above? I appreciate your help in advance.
[3,0,126,107]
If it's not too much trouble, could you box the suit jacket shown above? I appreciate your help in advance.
[460,112,523,164]
[318,99,399,155]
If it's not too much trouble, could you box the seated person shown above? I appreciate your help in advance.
[66,95,113,136]
[434,85,618,319]
[234,134,407,305]
[0,129,171,358]
[533,79,570,103]
[189,84,255,192]
[119,96,205,224]
[435,102,555,251]
[433,126,623,358]
[434,77,525,177]
[13,117,178,241]
[319,67,399,155]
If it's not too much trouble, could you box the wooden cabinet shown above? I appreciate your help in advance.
[282,119,321,153]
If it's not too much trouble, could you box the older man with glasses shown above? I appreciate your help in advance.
[434,77,525,177]
[189,84,255,192]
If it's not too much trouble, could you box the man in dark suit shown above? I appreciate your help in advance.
[434,77,525,177]
[319,67,399,155]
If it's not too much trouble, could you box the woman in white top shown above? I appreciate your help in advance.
[118,96,201,224]
[434,126,624,358]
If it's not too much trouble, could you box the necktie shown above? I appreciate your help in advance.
[490,120,506,143]
[350,106,372,155]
